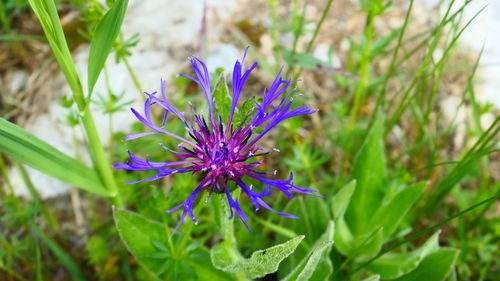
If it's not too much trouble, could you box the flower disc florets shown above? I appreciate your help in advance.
[114,48,321,233]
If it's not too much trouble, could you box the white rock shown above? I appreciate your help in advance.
[206,44,241,74]
[313,44,342,68]
[7,70,28,93]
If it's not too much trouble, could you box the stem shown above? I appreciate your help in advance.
[305,0,334,53]
[0,154,14,196]
[349,12,374,127]
[291,0,335,80]
[17,163,60,231]
[81,108,123,207]
[122,56,144,98]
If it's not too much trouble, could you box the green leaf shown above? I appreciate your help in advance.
[87,0,129,97]
[391,248,459,281]
[27,0,85,110]
[283,221,335,281]
[0,118,109,196]
[278,196,330,274]
[368,231,441,279]
[114,208,230,281]
[211,235,305,279]
[346,113,386,235]
[213,72,232,123]
[113,208,171,280]
[33,224,87,281]
[335,219,383,260]
[371,182,426,239]
[332,180,356,219]
[233,98,255,128]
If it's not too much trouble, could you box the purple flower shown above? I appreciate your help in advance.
[114,48,320,234]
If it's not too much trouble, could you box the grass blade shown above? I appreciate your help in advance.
[33,224,88,281]
[87,0,129,97]
[0,118,110,196]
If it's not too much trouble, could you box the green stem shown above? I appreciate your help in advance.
[122,56,144,98]
[81,108,123,207]
[349,12,374,127]
[0,154,14,196]
[292,0,335,80]
[17,163,60,231]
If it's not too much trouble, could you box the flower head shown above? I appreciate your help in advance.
[114,48,320,233]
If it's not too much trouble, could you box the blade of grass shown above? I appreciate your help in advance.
[87,0,129,97]
[33,224,88,281]
[17,163,59,231]
[0,118,110,196]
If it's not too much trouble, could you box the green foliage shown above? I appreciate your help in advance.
[27,0,85,109]
[282,221,335,281]
[0,118,109,196]
[87,0,129,97]
[391,249,459,281]
[211,235,304,278]
[113,208,229,281]
[368,231,441,279]
[210,194,306,279]
[33,224,88,281]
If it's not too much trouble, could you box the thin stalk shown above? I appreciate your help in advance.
[17,163,59,231]
[122,56,144,98]
[349,12,374,127]
[292,0,335,80]
[0,154,14,196]
[81,108,123,207]
[104,66,115,160]
[306,0,334,53]
[375,0,414,114]
[268,0,281,65]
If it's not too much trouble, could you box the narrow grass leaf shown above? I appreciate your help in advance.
[27,0,85,109]
[0,118,109,196]
[87,0,129,97]
[33,224,87,281]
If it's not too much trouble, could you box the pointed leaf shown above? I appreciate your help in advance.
[278,196,330,274]
[368,231,441,279]
[27,0,85,108]
[332,180,356,219]
[213,72,232,123]
[0,118,109,196]
[346,113,387,235]
[391,248,459,281]
[211,235,305,278]
[87,0,129,96]
[283,221,335,281]
[372,182,426,239]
